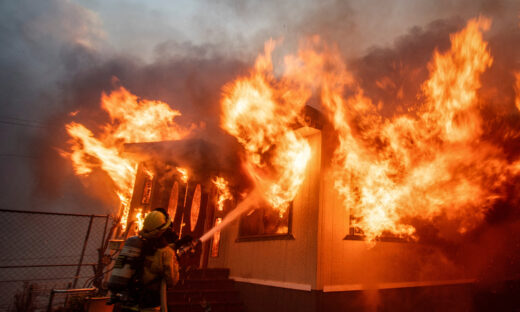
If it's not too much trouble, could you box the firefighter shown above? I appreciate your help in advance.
[120,208,180,312]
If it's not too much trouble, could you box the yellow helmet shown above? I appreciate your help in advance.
[141,209,171,239]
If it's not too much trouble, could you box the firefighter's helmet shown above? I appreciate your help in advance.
[141,209,171,239]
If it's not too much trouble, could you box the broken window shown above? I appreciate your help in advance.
[237,203,292,241]
[345,213,408,242]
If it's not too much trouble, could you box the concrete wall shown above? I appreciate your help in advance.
[209,129,322,290]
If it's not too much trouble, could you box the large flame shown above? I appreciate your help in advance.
[63,86,192,230]
[304,17,519,241]
[62,16,520,243]
[223,17,520,242]
[220,40,312,215]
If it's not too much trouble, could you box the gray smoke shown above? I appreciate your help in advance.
[1,1,519,279]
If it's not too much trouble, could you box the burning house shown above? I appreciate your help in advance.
[60,16,520,311]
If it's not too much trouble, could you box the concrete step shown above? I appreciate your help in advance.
[168,300,244,312]
[183,268,230,280]
[168,268,244,312]
[174,278,236,290]
[168,289,240,303]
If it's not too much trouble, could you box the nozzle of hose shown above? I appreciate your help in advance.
[176,239,201,257]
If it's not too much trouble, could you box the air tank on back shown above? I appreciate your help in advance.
[108,235,143,291]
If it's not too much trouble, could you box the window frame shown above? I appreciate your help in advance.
[236,202,295,242]
[343,212,410,243]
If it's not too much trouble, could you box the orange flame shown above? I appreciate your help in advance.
[314,17,493,241]
[213,176,233,211]
[118,196,131,232]
[63,86,192,230]
[226,17,520,242]
[515,72,520,112]
[313,17,520,241]
[143,167,154,179]
[176,167,189,184]
[63,122,138,230]
[135,208,148,232]
[101,87,193,143]
[220,40,312,215]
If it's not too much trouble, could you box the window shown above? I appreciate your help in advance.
[237,202,293,241]
[344,213,408,243]
[344,214,365,240]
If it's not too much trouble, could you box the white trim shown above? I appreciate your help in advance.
[323,278,476,292]
[230,276,312,291]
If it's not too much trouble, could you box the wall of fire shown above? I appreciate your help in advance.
[317,174,470,291]
[208,127,473,292]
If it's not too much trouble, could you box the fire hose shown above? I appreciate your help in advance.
[175,239,201,257]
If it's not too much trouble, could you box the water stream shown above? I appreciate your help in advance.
[199,189,260,243]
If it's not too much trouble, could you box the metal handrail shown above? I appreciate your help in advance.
[46,287,97,312]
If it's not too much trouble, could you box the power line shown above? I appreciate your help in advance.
[0,276,92,283]
[0,119,47,129]
[0,115,63,129]
[0,115,46,125]
[0,154,38,159]
[0,254,97,262]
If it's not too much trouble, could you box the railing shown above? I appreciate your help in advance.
[46,287,97,312]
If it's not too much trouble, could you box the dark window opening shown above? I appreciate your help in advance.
[237,202,294,241]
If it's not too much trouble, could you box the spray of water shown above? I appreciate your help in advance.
[199,189,261,243]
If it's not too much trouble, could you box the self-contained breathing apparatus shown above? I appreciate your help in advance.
[107,208,200,307]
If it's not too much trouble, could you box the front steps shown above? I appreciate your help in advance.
[168,268,245,312]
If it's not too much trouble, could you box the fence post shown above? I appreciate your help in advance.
[46,289,55,312]
[72,215,94,288]
[101,215,109,249]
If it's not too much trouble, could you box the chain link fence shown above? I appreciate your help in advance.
[0,209,114,311]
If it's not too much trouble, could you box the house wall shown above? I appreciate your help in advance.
[208,129,322,290]
[317,168,474,293]
[209,124,472,303]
